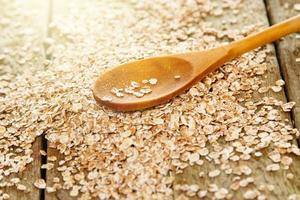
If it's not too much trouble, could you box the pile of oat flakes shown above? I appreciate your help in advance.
[0,0,300,199]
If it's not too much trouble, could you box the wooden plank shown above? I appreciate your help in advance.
[44,0,300,200]
[0,0,49,199]
[173,0,300,199]
[0,0,49,76]
[265,0,300,130]
[45,2,78,200]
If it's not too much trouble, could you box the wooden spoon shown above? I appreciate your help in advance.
[93,15,300,111]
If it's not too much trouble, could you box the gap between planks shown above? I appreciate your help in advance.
[1,0,49,199]
[265,0,300,134]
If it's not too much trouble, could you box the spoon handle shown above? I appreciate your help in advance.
[226,14,300,57]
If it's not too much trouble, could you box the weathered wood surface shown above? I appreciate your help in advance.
[45,0,300,199]
[45,2,82,200]
[1,0,300,200]
[173,0,300,199]
[266,0,300,130]
[0,0,49,199]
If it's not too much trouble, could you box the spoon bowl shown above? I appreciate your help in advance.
[93,56,195,111]
[93,48,229,111]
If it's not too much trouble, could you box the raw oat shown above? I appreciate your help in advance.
[271,86,282,92]
[275,79,285,86]
[214,188,228,199]
[287,173,294,179]
[34,179,46,189]
[209,169,221,178]
[16,184,27,191]
[243,190,258,199]
[101,95,113,102]
[197,190,207,198]
[266,164,280,171]
[294,3,300,11]
[131,81,140,88]
[281,102,296,112]
[149,78,158,85]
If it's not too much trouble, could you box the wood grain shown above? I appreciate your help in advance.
[0,0,49,199]
[45,2,77,200]
[265,0,300,130]
[174,0,300,199]
[44,0,300,200]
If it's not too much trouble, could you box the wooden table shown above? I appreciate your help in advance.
[1,0,300,199]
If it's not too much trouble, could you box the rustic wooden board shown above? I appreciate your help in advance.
[45,2,77,200]
[173,0,300,199]
[44,0,300,200]
[0,0,49,199]
[265,0,300,130]
[46,147,73,200]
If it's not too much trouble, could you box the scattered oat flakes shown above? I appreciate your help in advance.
[199,172,205,177]
[281,156,293,166]
[131,81,140,88]
[115,91,124,97]
[258,195,266,200]
[124,87,133,94]
[271,86,282,92]
[2,194,10,200]
[40,150,47,156]
[254,152,263,157]
[214,188,228,199]
[17,184,27,191]
[281,102,296,112]
[41,163,54,170]
[34,179,46,189]
[268,151,281,163]
[267,184,275,191]
[140,88,152,94]
[133,91,144,98]
[189,184,200,192]
[72,103,82,112]
[288,194,300,200]
[239,177,254,187]
[110,87,119,94]
[209,169,221,178]
[199,148,209,156]
[0,126,6,134]
[275,79,285,86]
[240,165,252,175]
[48,156,57,161]
[70,186,80,197]
[101,95,113,102]
[294,3,300,11]
[189,153,200,163]
[87,170,98,180]
[11,178,20,184]
[208,184,219,192]
[52,177,60,183]
[266,164,280,171]
[197,190,207,198]
[149,78,158,85]
[287,173,294,180]
[243,190,258,199]
[46,187,56,193]
[142,79,148,84]
[258,86,268,93]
